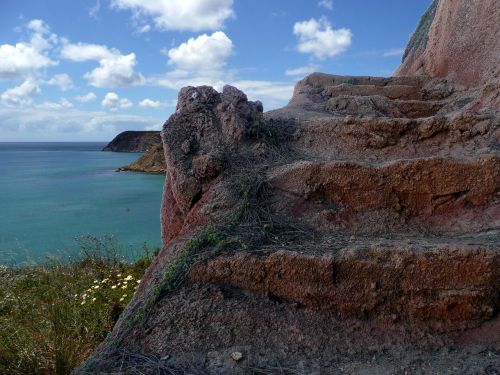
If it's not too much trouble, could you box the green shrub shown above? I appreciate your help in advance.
[0,235,156,375]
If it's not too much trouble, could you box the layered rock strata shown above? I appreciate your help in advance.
[78,0,500,372]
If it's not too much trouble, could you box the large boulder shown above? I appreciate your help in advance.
[160,85,264,245]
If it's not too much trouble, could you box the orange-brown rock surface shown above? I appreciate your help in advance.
[396,0,500,88]
[77,1,500,373]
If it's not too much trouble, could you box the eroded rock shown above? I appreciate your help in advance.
[77,2,500,372]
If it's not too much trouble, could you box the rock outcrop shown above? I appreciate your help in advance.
[396,0,500,87]
[78,1,500,373]
[118,143,167,174]
[102,131,161,152]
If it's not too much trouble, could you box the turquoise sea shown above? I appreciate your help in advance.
[0,143,165,264]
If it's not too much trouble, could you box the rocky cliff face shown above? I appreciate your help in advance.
[102,131,161,152]
[78,2,500,373]
[396,0,500,88]
[118,143,167,174]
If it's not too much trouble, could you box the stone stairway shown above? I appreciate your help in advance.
[76,77,500,374]
[152,73,497,338]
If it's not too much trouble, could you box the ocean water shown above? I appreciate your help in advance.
[0,143,165,264]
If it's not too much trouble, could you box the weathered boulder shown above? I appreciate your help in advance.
[160,85,264,245]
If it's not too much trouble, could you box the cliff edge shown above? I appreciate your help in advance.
[396,0,500,88]
[77,1,500,373]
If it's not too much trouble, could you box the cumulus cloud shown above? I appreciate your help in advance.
[46,73,74,91]
[0,19,57,80]
[84,53,143,87]
[139,98,162,108]
[61,42,144,87]
[318,0,334,10]
[167,31,232,71]
[60,42,112,61]
[150,31,234,95]
[75,92,97,102]
[102,92,133,111]
[285,65,318,76]
[293,18,352,59]
[1,79,40,107]
[111,0,234,32]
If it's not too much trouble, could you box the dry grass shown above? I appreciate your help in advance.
[77,348,304,375]
[0,235,157,375]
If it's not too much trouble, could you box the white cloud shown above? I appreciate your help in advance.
[36,98,73,110]
[231,80,294,110]
[0,19,57,80]
[151,72,228,92]
[111,0,234,32]
[139,98,162,108]
[46,73,73,91]
[89,0,101,19]
[84,53,143,87]
[285,65,318,76]
[318,0,333,10]
[102,92,133,111]
[382,48,405,57]
[27,19,50,34]
[167,31,232,71]
[151,31,234,94]
[138,24,151,33]
[61,42,144,87]
[1,79,40,107]
[0,105,163,141]
[293,18,352,59]
[60,42,112,61]
[144,123,162,131]
[152,74,294,110]
[75,92,97,103]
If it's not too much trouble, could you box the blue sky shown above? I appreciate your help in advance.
[0,0,431,141]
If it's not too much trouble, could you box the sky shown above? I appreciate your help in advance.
[0,0,431,142]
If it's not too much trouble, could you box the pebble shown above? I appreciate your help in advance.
[230,352,243,362]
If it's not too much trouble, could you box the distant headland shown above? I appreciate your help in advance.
[102,131,161,152]
[103,130,166,173]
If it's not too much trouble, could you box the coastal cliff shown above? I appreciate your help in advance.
[102,131,161,152]
[118,143,166,174]
[78,1,500,373]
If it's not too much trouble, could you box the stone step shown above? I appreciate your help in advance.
[189,234,500,331]
[324,95,444,118]
[267,155,500,234]
[290,113,497,160]
[325,83,424,101]
[296,72,426,90]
